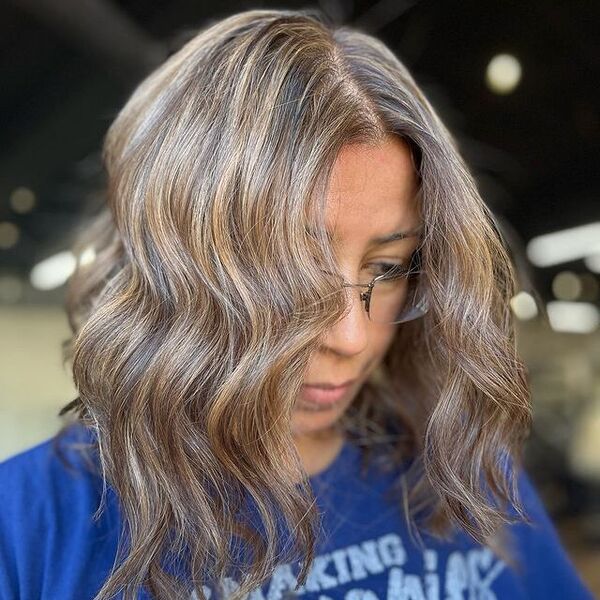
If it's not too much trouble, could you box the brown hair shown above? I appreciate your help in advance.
[56,7,532,599]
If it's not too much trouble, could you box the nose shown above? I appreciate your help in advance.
[320,283,369,357]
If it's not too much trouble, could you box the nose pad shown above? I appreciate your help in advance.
[359,289,371,317]
[338,283,364,320]
[323,284,370,355]
[341,283,370,321]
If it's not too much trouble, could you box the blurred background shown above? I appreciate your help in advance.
[1,0,599,593]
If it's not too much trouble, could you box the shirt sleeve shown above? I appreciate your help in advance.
[508,464,596,599]
[0,428,119,600]
[0,449,40,600]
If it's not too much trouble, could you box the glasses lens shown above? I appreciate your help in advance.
[369,271,428,324]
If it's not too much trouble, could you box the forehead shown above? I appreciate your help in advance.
[324,136,421,238]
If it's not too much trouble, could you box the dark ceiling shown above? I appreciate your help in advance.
[1,0,599,305]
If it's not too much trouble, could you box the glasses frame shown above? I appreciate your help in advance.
[342,269,428,325]
[329,250,428,324]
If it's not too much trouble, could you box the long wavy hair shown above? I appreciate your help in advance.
[55,8,532,600]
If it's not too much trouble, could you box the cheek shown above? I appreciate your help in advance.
[365,326,398,373]
[372,323,398,355]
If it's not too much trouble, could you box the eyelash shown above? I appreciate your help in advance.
[365,260,409,279]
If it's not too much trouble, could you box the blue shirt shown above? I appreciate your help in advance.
[0,423,595,599]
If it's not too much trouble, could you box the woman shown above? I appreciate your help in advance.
[0,8,594,600]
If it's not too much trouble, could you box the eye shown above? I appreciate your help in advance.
[365,261,409,280]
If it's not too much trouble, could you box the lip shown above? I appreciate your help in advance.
[300,380,355,407]
[303,378,356,390]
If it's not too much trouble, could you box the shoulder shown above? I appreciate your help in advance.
[0,422,103,512]
[503,461,595,599]
[0,423,121,599]
[0,421,115,545]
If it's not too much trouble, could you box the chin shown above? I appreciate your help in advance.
[291,398,349,438]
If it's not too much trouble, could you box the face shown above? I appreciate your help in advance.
[291,134,422,443]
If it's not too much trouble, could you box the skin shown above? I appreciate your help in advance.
[291,134,422,475]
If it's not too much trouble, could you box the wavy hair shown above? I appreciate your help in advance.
[55,8,532,600]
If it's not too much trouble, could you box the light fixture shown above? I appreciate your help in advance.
[486,53,522,94]
[527,222,600,267]
[30,251,76,291]
[546,301,599,334]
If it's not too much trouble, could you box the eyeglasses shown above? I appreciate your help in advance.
[325,250,429,325]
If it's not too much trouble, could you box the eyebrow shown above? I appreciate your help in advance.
[318,224,424,246]
[366,225,423,246]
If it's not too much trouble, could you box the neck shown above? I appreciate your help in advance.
[293,428,346,477]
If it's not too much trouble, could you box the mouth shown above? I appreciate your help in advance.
[299,379,356,408]
[303,378,356,390]
[298,360,373,412]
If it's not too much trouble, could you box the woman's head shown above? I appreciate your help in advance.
[59,8,531,600]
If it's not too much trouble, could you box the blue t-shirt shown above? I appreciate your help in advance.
[0,422,595,600]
